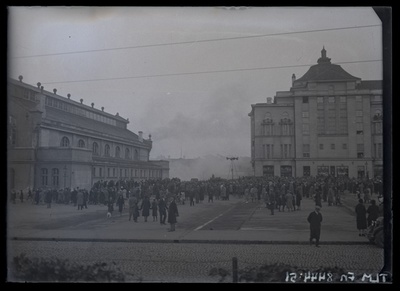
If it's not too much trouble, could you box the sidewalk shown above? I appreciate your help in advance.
[7,195,370,245]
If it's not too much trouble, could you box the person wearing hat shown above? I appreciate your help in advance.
[307,206,323,247]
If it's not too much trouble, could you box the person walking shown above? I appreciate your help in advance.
[77,190,84,210]
[167,197,179,232]
[307,206,323,247]
[355,199,368,236]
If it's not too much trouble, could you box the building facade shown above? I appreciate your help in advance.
[8,76,169,192]
[249,48,383,178]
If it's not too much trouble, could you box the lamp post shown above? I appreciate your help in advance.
[226,157,239,180]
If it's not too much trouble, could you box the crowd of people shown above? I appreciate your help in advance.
[10,174,383,233]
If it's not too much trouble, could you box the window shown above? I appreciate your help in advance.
[374,95,382,102]
[78,139,85,148]
[319,144,324,150]
[302,124,310,135]
[41,168,48,186]
[303,96,309,103]
[104,144,110,157]
[303,166,311,176]
[302,111,309,118]
[125,148,130,159]
[120,169,123,177]
[107,168,110,177]
[303,144,310,158]
[357,144,364,158]
[337,166,349,177]
[263,165,274,177]
[115,146,121,158]
[317,166,329,176]
[61,136,70,147]
[52,168,59,187]
[331,144,335,150]
[99,168,102,177]
[340,96,346,103]
[113,168,116,177]
[134,149,139,160]
[342,143,347,149]
[317,97,324,103]
[375,143,383,159]
[356,96,362,102]
[328,96,335,103]
[356,111,363,117]
[93,142,99,155]
[280,166,292,177]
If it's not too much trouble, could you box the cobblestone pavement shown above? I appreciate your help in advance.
[8,240,384,283]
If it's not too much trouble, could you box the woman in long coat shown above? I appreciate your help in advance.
[355,199,368,236]
[167,197,179,232]
[140,196,151,222]
[116,194,125,216]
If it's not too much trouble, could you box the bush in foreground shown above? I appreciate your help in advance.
[9,253,127,282]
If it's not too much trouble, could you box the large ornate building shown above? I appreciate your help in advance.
[249,48,383,178]
[8,76,169,192]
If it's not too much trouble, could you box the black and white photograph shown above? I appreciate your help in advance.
[6,6,392,283]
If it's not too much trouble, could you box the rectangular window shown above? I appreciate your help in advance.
[280,166,292,177]
[340,96,346,103]
[302,124,310,135]
[317,166,329,176]
[303,143,310,158]
[302,111,309,118]
[99,168,102,178]
[356,111,363,117]
[356,96,362,102]
[342,143,347,149]
[357,143,364,158]
[284,144,288,158]
[303,166,311,176]
[328,96,335,103]
[319,144,324,150]
[317,97,324,103]
[303,96,309,103]
[331,143,335,150]
[263,165,274,177]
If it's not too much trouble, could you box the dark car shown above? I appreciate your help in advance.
[366,216,384,248]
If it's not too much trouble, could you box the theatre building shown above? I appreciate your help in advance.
[8,76,169,192]
[249,48,383,178]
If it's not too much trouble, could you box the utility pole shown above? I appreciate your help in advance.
[226,157,238,180]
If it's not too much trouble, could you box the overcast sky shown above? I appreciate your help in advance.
[8,7,383,159]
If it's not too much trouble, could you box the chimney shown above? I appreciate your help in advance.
[67,94,71,99]
[266,97,272,104]
[138,131,143,142]
[292,73,296,85]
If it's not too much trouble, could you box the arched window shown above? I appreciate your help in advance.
[134,149,139,161]
[92,142,99,155]
[52,168,59,187]
[41,168,48,186]
[61,136,70,147]
[125,148,130,159]
[115,146,121,158]
[78,139,85,148]
[104,144,110,157]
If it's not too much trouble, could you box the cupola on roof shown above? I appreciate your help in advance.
[294,47,361,84]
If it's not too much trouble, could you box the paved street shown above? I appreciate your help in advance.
[6,192,386,282]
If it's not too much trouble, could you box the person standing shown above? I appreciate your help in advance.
[307,206,323,247]
[128,195,136,221]
[151,198,158,221]
[355,199,368,236]
[140,196,151,222]
[167,197,179,232]
[77,190,84,210]
[158,197,168,225]
[116,194,125,216]
[19,190,24,203]
[366,199,380,227]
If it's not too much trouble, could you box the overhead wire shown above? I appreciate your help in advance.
[11,24,381,59]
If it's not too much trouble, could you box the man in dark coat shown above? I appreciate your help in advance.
[158,197,168,225]
[355,199,367,236]
[167,197,179,232]
[307,206,323,247]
